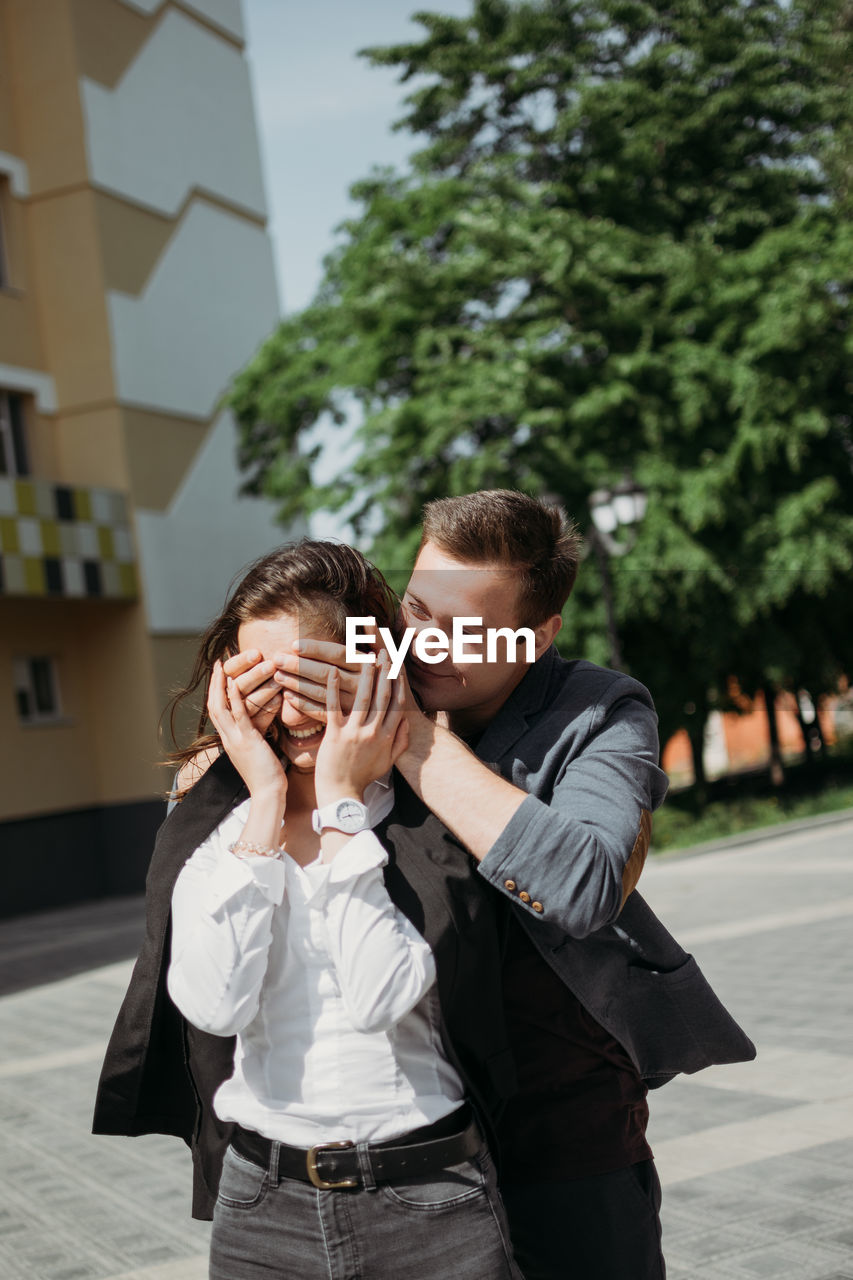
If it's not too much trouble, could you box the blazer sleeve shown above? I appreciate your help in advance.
[477,680,668,938]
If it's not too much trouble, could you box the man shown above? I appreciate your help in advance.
[262,491,755,1278]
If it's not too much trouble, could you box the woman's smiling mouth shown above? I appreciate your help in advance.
[285,724,324,742]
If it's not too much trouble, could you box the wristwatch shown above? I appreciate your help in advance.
[312,797,371,835]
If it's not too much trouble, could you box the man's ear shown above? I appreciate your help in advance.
[532,614,562,660]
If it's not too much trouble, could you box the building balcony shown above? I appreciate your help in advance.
[0,475,137,599]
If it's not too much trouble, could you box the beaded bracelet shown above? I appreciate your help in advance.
[228,839,285,861]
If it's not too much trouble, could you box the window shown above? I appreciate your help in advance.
[0,390,30,477]
[13,656,62,724]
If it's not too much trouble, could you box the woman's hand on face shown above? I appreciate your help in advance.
[272,636,372,720]
[313,651,408,807]
[207,661,287,804]
[221,649,284,735]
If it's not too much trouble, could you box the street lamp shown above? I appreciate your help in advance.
[587,471,647,669]
[589,472,648,551]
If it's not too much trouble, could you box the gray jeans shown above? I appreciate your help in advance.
[210,1138,522,1279]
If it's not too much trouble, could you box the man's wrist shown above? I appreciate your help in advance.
[399,708,437,766]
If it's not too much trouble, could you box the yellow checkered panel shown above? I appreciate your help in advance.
[0,478,137,600]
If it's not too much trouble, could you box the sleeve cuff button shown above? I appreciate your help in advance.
[504,880,517,891]
[532,901,543,913]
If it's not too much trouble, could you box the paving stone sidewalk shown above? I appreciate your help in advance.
[0,817,851,1279]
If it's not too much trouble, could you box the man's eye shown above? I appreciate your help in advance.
[403,598,430,621]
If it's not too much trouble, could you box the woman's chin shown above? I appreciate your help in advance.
[286,753,317,774]
[281,729,324,772]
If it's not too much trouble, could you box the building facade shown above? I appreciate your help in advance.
[0,0,290,915]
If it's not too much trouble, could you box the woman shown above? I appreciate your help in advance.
[93,540,519,1280]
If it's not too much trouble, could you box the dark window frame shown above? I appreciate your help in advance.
[0,389,30,477]
[13,656,63,725]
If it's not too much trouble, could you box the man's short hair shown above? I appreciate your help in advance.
[420,490,582,626]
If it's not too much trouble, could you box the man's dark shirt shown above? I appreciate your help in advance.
[458,726,651,1183]
[496,914,651,1183]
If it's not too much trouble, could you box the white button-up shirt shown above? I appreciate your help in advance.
[167,779,464,1145]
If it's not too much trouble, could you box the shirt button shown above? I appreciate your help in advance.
[504,880,517,892]
[532,901,544,913]
[519,891,530,903]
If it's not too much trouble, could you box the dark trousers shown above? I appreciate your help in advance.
[501,1160,665,1280]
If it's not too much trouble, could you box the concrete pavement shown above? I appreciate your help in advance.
[0,816,851,1279]
[643,816,853,1279]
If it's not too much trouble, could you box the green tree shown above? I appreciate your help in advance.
[230,0,852,782]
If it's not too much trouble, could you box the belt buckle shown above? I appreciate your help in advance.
[306,1140,358,1189]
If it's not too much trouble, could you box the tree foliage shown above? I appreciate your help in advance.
[229,0,853,749]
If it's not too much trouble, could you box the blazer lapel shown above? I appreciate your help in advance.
[378,792,459,935]
[93,753,246,1131]
[474,645,562,765]
[147,754,248,897]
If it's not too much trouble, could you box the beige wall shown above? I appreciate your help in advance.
[73,600,166,801]
[2,0,121,470]
[69,0,153,89]
[93,190,175,295]
[0,596,203,822]
[150,631,206,760]
[0,596,164,819]
[0,0,279,836]
[0,255,43,367]
[3,0,89,196]
[0,2,49,381]
[123,408,210,509]
[27,189,116,412]
[1,1,219,495]
[0,0,190,823]
[0,3,18,156]
[52,404,129,491]
[0,598,98,818]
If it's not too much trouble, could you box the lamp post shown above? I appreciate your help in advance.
[587,472,647,670]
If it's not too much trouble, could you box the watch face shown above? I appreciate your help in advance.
[335,799,367,832]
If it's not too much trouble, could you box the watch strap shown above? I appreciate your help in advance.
[312,798,370,834]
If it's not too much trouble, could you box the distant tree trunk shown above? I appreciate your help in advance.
[792,689,813,766]
[812,701,827,757]
[593,536,622,670]
[793,690,821,766]
[686,711,708,809]
[762,683,785,786]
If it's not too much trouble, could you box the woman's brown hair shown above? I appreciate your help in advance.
[165,539,397,788]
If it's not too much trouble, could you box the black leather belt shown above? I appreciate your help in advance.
[231,1106,479,1190]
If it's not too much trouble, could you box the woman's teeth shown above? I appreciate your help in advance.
[287,726,322,741]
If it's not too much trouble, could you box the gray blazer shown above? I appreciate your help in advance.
[475,647,755,1085]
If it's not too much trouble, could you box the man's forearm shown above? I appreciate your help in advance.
[396,717,526,861]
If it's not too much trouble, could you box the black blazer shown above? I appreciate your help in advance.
[92,755,514,1219]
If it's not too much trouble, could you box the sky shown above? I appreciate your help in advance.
[243,0,471,315]
[240,0,472,537]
